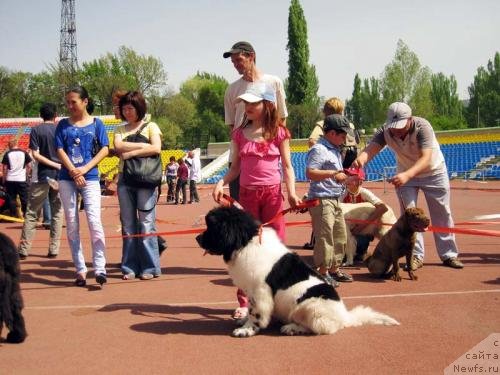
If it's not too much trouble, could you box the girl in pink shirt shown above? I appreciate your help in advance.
[212,83,301,321]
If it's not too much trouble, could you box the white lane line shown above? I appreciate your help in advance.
[25,289,500,310]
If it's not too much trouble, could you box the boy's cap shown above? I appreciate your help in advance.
[223,41,255,58]
[384,102,412,129]
[323,114,354,137]
[236,83,276,103]
[344,167,365,180]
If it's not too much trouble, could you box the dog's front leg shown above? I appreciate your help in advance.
[391,256,402,282]
[406,252,418,281]
[232,289,274,338]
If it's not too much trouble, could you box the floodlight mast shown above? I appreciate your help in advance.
[59,0,78,73]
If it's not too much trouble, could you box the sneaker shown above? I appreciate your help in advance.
[302,242,314,250]
[404,256,424,271]
[95,273,107,286]
[321,273,340,288]
[47,252,58,258]
[443,257,464,269]
[18,253,27,260]
[331,270,353,283]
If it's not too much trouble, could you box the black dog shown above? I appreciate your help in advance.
[196,206,399,337]
[0,232,27,343]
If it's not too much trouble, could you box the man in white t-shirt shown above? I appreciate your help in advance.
[223,41,288,200]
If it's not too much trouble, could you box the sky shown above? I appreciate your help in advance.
[0,0,498,102]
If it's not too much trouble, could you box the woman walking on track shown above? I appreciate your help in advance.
[212,82,301,321]
[55,86,109,287]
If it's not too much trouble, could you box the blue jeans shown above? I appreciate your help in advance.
[59,180,106,275]
[118,177,161,276]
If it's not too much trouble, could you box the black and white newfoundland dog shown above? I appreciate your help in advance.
[196,206,399,337]
[0,232,27,343]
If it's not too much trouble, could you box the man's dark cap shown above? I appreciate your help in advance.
[223,41,255,58]
[323,114,354,137]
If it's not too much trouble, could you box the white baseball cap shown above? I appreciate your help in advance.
[384,102,412,129]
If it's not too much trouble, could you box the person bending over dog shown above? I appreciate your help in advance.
[353,102,464,270]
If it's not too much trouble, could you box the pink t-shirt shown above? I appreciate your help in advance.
[233,126,289,187]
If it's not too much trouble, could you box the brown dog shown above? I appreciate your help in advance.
[365,207,430,281]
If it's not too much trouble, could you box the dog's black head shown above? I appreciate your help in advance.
[404,207,430,232]
[196,206,260,263]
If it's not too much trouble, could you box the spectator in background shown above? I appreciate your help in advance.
[175,158,189,205]
[1,139,31,218]
[55,85,109,287]
[164,156,178,203]
[223,41,288,200]
[352,102,464,270]
[18,103,63,259]
[186,149,201,203]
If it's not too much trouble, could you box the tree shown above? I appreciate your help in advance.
[286,0,319,106]
[360,77,385,130]
[381,40,421,103]
[466,52,500,127]
[179,72,228,148]
[346,74,362,128]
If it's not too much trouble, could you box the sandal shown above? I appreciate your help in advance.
[232,307,249,321]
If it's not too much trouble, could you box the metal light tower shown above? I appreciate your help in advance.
[59,0,78,73]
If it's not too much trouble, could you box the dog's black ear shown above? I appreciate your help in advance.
[204,206,260,262]
[0,232,21,275]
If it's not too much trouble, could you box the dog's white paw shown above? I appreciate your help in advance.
[280,323,309,336]
[232,326,258,337]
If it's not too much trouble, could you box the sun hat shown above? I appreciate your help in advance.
[344,167,365,180]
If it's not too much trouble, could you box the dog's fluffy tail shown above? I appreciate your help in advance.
[346,305,399,327]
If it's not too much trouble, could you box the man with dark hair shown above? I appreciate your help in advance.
[223,41,288,200]
[2,139,31,218]
[18,103,63,259]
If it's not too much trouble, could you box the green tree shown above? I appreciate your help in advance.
[346,74,363,128]
[179,72,228,148]
[381,40,421,103]
[286,0,319,106]
[466,52,500,127]
[360,77,385,131]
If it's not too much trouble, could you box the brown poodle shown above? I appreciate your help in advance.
[0,232,27,343]
[365,207,430,281]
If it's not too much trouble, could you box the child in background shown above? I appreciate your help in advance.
[212,82,301,321]
[175,158,188,204]
[165,156,179,203]
[341,167,391,262]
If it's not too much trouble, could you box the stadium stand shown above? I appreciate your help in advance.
[1,117,499,183]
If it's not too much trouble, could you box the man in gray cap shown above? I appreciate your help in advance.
[353,102,464,270]
[223,41,288,200]
[306,114,354,286]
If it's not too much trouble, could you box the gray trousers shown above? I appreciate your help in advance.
[18,182,63,256]
[397,171,459,261]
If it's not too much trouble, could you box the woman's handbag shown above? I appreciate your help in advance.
[122,122,163,189]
